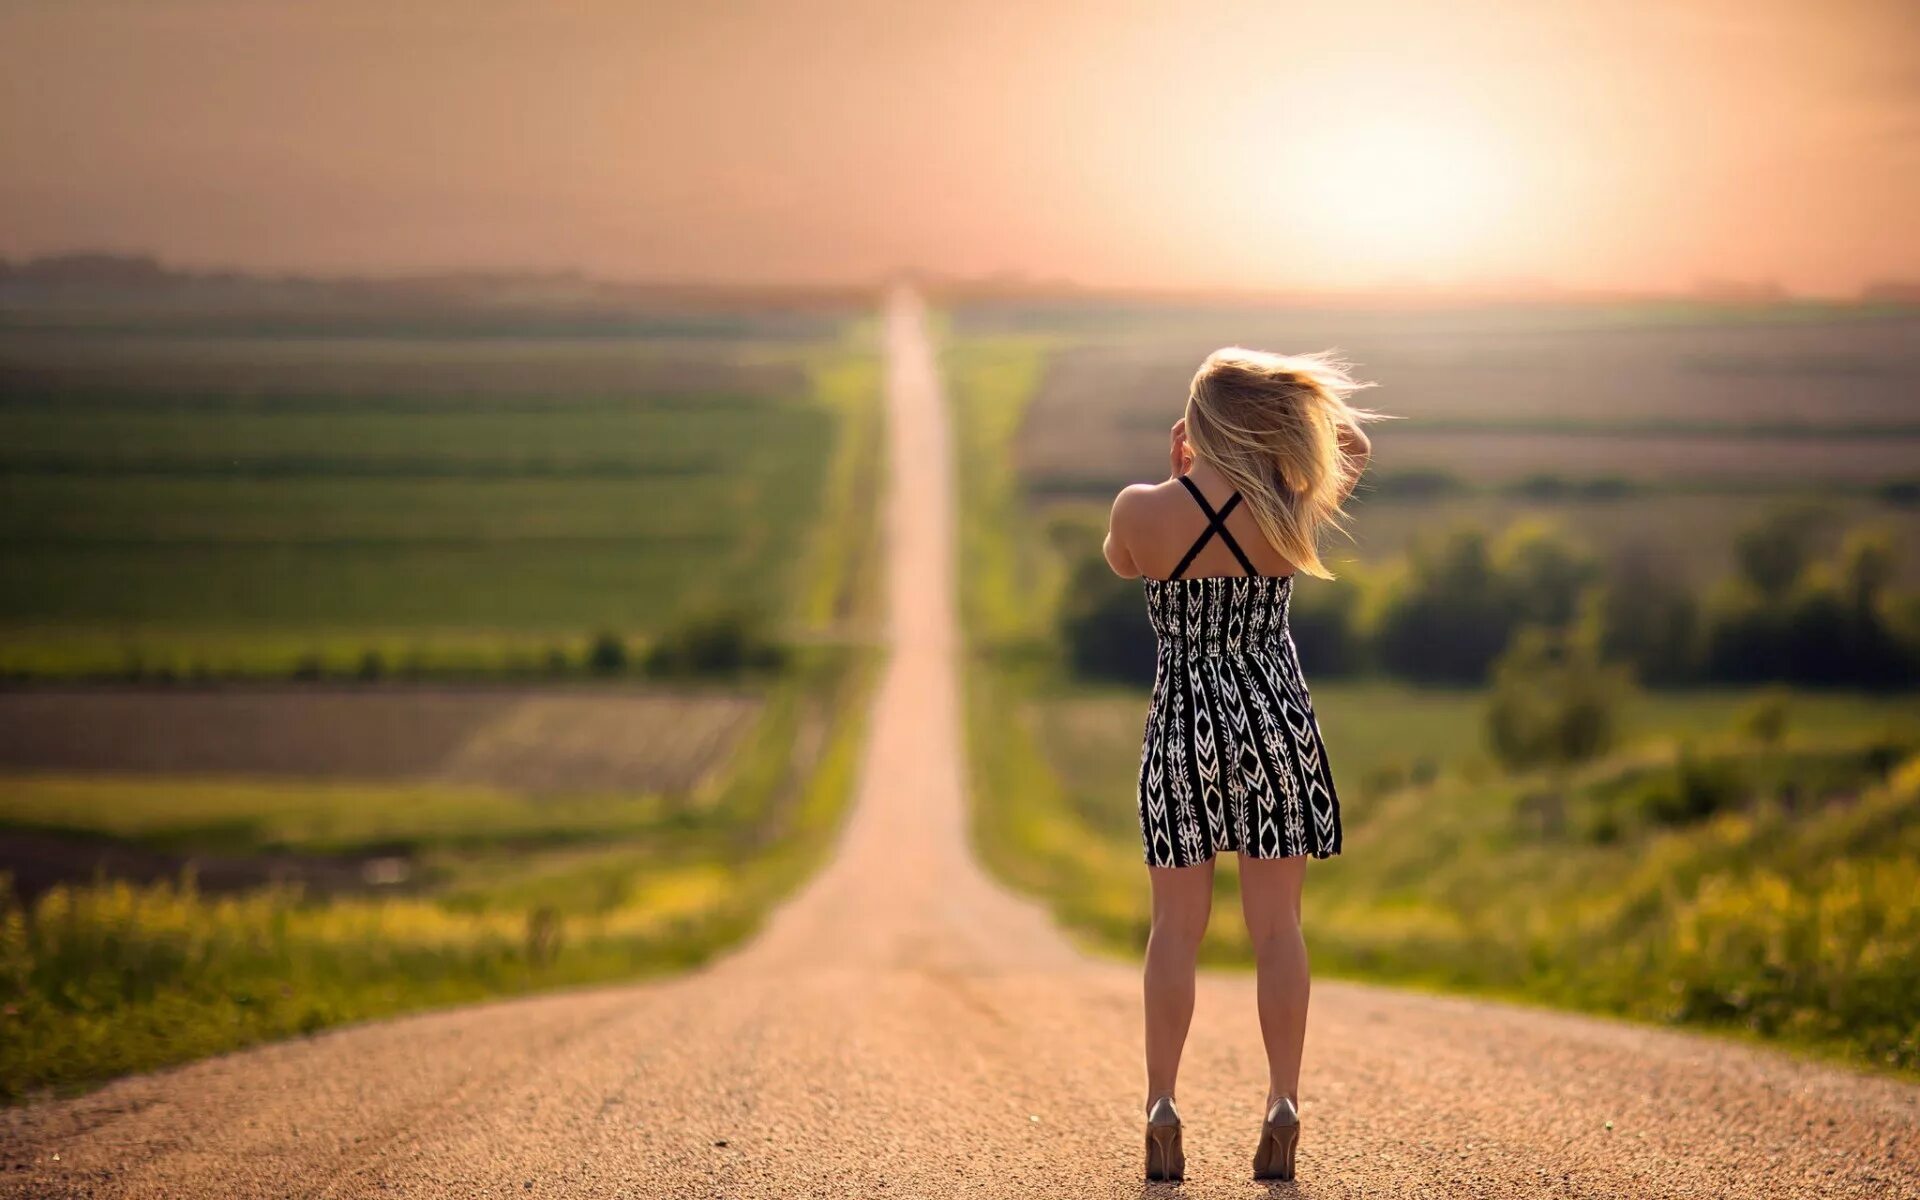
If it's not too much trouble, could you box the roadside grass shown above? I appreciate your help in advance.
[0,650,877,1101]
[944,328,1920,1079]
[0,775,682,858]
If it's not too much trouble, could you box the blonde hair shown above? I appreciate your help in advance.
[1183,347,1393,580]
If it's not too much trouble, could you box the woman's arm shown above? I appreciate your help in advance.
[1104,486,1145,579]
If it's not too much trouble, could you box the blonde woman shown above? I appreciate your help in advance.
[1102,348,1386,1182]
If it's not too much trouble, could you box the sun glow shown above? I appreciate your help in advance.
[1281,117,1516,276]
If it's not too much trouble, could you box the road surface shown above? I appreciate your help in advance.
[4,288,1917,1198]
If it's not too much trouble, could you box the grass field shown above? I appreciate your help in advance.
[1035,681,1920,815]
[0,299,887,1099]
[943,324,1920,1077]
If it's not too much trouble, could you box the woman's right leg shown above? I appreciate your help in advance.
[1144,859,1215,1105]
[1239,853,1310,1111]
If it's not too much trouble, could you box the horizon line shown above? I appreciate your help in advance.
[4,248,1918,309]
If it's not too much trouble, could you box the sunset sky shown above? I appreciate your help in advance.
[2,0,1916,296]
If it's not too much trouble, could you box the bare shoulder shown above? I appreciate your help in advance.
[1104,481,1170,578]
[1108,480,1165,525]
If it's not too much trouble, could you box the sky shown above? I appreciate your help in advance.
[2,0,1916,296]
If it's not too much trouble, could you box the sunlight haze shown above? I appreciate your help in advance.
[2,0,1915,295]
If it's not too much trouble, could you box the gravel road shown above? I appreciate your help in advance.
[4,287,1916,1198]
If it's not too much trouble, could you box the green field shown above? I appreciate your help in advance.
[0,322,881,676]
[944,325,1920,1078]
[0,302,886,1099]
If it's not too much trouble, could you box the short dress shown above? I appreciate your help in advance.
[1136,477,1343,868]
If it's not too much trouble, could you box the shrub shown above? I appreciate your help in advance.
[1484,626,1633,770]
[1734,686,1791,746]
[587,631,629,675]
[644,607,785,678]
[1641,741,1747,825]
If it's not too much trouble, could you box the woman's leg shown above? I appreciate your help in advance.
[1144,859,1215,1106]
[1239,853,1310,1109]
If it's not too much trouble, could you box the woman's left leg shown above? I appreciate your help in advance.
[1239,853,1310,1109]
[1144,859,1215,1106]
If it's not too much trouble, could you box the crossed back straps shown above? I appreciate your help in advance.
[1168,475,1260,580]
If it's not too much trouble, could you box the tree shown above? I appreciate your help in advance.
[1287,570,1369,677]
[1058,552,1157,684]
[1373,526,1516,683]
[1703,522,1920,688]
[644,605,785,678]
[1494,518,1601,629]
[1597,542,1699,685]
[1833,527,1915,687]
[1732,503,1826,598]
[587,631,628,675]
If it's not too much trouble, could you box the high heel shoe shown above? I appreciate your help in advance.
[1251,1095,1299,1181]
[1144,1095,1185,1182]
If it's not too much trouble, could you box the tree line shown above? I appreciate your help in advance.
[1060,505,1920,692]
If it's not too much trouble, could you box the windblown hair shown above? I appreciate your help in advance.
[1183,347,1393,580]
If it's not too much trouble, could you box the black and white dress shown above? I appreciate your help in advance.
[1136,476,1343,868]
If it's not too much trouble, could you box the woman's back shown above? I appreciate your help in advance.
[1114,467,1300,582]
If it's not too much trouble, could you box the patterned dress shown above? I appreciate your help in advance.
[1136,478,1343,868]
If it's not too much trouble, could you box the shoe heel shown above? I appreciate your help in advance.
[1265,1122,1298,1182]
[1145,1123,1184,1182]
[1252,1098,1300,1182]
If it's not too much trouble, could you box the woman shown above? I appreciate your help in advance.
[1102,347,1386,1183]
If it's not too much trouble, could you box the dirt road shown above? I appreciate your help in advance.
[5,288,1917,1198]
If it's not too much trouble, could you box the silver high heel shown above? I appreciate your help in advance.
[1144,1095,1185,1182]
[1252,1095,1299,1181]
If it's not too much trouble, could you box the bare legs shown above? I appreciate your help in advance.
[1143,860,1213,1106]
[1143,854,1311,1113]
[1240,854,1310,1109]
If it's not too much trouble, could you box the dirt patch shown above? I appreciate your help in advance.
[0,684,760,795]
[0,829,412,904]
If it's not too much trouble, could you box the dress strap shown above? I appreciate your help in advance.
[1169,475,1260,579]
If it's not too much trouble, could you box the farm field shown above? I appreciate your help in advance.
[0,297,886,1099]
[0,656,876,1100]
[0,318,880,676]
[941,317,1920,1077]
[0,686,758,794]
[964,301,1920,583]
